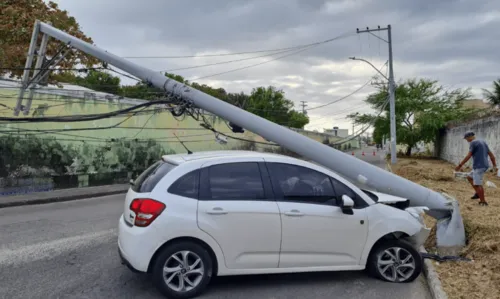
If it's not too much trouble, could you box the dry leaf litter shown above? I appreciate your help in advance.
[393,158,500,299]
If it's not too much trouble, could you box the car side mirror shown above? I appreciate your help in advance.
[341,195,354,215]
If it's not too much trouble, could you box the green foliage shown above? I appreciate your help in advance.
[348,78,476,155]
[0,135,172,177]
[0,0,98,79]
[80,70,121,94]
[482,78,500,107]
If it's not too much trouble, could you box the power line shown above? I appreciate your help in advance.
[0,133,217,144]
[306,61,388,111]
[189,32,354,81]
[0,99,174,122]
[162,47,311,73]
[123,33,354,59]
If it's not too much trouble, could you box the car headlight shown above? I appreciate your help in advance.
[405,207,429,226]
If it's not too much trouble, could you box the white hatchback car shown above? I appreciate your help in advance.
[118,151,430,299]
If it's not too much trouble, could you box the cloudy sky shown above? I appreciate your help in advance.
[51,0,499,133]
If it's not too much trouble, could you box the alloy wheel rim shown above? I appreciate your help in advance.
[163,250,205,292]
[376,247,416,282]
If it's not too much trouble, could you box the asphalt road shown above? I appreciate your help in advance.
[0,148,431,299]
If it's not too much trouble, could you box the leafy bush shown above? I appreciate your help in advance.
[0,135,173,177]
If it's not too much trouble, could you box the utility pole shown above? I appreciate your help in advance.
[300,101,307,114]
[356,25,397,164]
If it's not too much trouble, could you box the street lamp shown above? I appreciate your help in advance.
[349,57,389,81]
[348,55,397,164]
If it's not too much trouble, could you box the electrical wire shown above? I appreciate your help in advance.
[189,32,354,81]
[330,98,390,145]
[0,99,175,122]
[162,47,313,73]
[123,32,354,59]
[306,61,388,111]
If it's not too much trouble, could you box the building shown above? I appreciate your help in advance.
[462,99,491,109]
[323,126,349,138]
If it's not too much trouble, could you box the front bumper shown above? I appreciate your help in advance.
[407,226,431,249]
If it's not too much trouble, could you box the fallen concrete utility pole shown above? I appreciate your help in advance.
[17,21,465,250]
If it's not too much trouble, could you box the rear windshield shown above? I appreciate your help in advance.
[132,161,176,193]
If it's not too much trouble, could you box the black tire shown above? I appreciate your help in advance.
[152,241,213,299]
[367,239,422,283]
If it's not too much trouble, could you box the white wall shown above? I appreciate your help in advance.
[438,116,500,166]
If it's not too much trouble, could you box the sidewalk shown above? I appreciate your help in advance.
[0,184,129,209]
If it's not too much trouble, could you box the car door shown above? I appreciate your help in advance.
[197,159,282,269]
[266,162,369,268]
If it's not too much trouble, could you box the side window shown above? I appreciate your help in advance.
[330,178,368,208]
[208,162,265,200]
[168,169,200,199]
[267,163,337,205]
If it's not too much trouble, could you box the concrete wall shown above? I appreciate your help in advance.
[323,128,349,138]
[0,83,359,159]
[436,115,500,165]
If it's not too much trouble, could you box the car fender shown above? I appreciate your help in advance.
[359,204,424,265]
[149,224,227,274]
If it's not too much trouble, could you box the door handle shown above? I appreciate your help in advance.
[206,207,228,215]
[284,209,304,217]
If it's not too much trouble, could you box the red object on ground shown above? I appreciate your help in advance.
[352,152,354,155]
[362,152,365,156]
[373,151,376,156]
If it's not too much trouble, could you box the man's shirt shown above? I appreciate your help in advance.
[469,139,490,169]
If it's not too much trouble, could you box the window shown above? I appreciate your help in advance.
[207,163,265,200]
[132,161,176,193]
[168,170,200,199]
[267,163,337,205]
[330,178,368,208]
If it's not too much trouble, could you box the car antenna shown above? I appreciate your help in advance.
[173,133,193,154]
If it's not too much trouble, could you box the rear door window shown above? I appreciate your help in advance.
[132,161,176,193]
[207,162,265,200]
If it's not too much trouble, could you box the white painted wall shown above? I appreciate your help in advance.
[438,116,500,166]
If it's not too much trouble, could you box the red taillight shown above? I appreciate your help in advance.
[129,198,166,227]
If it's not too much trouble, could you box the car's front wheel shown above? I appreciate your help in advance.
[152,241,213,299]
[367,239,422,283]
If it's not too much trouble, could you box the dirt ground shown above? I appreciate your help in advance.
[393,158,500,299]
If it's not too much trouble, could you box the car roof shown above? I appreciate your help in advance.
[161,150,296,165]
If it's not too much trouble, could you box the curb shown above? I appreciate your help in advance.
[421,247,448,299]
[0,186,128,209]
[384,160,447,299]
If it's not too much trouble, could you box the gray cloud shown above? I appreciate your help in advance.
[50,0,500,131]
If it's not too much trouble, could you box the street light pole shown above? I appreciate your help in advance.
[356,25,397,164]
[387,25,397,164]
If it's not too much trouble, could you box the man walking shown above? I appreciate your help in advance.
[455,132,497,206]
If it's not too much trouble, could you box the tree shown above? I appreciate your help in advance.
[482,78,500,107]
[0,0,98,79]
[247,86,309,128]
[80,70,121,94]
[348,78,475,156]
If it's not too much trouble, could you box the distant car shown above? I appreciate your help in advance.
[118,151,430,299]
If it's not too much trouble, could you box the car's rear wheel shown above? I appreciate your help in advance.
[367,239,422,283]
[152,241,213,299]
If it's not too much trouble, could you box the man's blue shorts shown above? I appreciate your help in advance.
[467,168,488,185]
